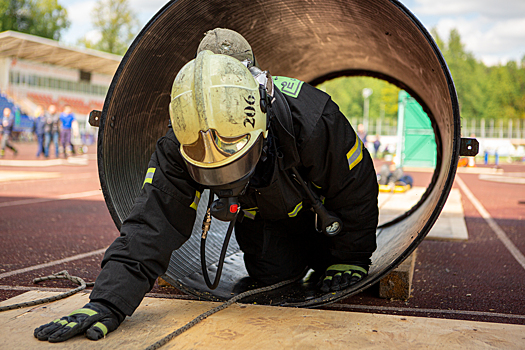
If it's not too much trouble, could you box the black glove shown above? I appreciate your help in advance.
[319,264,368,292]
[34,301,125,342]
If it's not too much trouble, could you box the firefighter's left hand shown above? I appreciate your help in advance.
[319,264,368,292]
[34,301,124,342]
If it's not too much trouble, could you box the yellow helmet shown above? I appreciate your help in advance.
[169,50,267,186]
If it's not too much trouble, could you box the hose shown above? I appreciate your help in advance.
[201,219,236,290]
[200,191,237,290]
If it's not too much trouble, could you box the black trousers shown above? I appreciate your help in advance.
[235,210,334,285]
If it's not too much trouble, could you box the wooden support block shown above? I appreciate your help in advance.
[379,249,417,300]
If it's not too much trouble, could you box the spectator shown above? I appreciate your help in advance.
[357,123,368,143]
[59,105,76,157]
[1,107,18,157]
[44,104,60,158]
[373,134,381,159]
[33,105,46,158]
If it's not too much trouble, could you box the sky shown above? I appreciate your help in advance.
[59,0,524,66]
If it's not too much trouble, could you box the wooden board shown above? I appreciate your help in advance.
[1,291,524,349]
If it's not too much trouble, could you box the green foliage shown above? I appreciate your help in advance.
[78,0,139,55]
[431,28,525,123]
[317,76,400,124]
[318,28,525,128]
[0,0,70,40]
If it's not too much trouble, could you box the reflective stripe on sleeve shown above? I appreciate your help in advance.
[288,201,303,217]
[311,182,322,189]
[346,134,363,171]
[243,208,258,219]
[190,191,201,210]
[142,168,156,188]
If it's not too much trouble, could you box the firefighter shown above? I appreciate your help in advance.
[34,28,378,343]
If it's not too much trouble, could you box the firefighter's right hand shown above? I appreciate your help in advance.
[34,301,125,342]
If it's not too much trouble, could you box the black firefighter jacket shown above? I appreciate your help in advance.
[90,77,379,316]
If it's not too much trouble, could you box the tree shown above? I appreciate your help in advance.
[0,0,70,40]
[78,0,139,55]
[318,76,400,125]
[439,29,525,122]
[320,28,525,132]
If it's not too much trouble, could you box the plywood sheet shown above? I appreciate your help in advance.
[1,291,524,349]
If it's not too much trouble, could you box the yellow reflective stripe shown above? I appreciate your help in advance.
[243,209,257,219]
[69,308,98,317]
[311,182,322,189]
[66,322,78,328]
[93,322,108,336]
[346,134,363,171]
[329,264,368,274]
[190,191,201,210]
[53,319,67,325]
[143,168,156,188]
[288,201,303,217]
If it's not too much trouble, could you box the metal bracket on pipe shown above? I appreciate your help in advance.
[89,110,101,127]
[460,138,479,156]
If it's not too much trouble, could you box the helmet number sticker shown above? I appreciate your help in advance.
[243,95,256,128]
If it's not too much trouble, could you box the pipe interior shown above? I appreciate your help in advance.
[97,0,460,306]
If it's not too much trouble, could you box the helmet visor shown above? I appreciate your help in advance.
[183,129,250,164]
[185,133,263,186]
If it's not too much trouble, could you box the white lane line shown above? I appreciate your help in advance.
[0,190,102,208]
[0,248,107,279]
[455,175,525,271]
[324,304,525,320]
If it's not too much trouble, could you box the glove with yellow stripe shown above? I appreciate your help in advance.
[34,301,125,342]
[319,264,368,292]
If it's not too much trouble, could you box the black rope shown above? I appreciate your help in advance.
[0,270,94,312]
[144,275,302,350]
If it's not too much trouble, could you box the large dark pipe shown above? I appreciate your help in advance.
[97,0,461,306]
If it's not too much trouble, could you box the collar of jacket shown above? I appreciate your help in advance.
[267,88,300,170]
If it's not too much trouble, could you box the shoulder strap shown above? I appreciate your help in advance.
[268,88,300,170]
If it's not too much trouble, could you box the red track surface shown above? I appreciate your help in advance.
[1,143,524,325]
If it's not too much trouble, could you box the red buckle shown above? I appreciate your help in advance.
[229,204,239,213]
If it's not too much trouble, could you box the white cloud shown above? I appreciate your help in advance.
[434,15,525,65]
[128,0,168,14]
[66,1,97,26]
[414,0,525,18]
[60,0,97,45]
[85,29,102,43]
